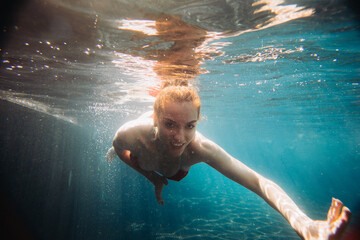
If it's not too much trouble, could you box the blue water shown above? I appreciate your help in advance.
[1,0,360,239]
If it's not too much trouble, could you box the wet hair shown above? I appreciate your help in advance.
[153,80,201,119]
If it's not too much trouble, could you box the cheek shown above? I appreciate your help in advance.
[186,130,196,141]
[158,127,171,139]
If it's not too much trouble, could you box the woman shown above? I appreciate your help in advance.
[107,81,351,239]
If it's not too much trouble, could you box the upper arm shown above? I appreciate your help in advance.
[112,120,144,153]
[195,135,261,193]
[112,125,134,153]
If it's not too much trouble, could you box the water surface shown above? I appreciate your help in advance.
[1,0,360,239]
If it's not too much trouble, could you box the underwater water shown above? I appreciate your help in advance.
[1,0,360,239]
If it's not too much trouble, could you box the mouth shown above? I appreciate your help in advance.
[171,142,185,149]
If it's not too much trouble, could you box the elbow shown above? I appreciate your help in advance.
[247,172,263,196]
[254,174,278,200]
[112,130,123,149]
[112,131,129,156]
[112,137,128,161]
[112,137,124,153]
[112,134,123,153]
[112,138,117,148]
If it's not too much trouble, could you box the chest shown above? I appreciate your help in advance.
[141,152,183,177]
[134,142,189,177]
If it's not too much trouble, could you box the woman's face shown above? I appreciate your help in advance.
[155,101,198,157]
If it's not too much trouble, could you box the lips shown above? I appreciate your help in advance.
[171,142,184,149]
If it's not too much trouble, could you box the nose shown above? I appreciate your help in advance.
[173,128,185,142]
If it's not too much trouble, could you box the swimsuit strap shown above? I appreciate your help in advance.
[179,154,184,169]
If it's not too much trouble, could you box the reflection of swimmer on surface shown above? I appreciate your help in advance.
[148,14,208,80]
[106,80,351,240]
[118,14,216,83]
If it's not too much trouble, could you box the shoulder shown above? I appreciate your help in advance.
[188,132,230,164]
[113,112,154,150]
[116,111,153,134]
[191,132,215,151]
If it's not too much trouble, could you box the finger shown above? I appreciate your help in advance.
[328,198,344,225]
[155,184,164,204]
[162,177,168,185]
[329,206,352,237]
[156,193,164,205]
[342,206,352,221]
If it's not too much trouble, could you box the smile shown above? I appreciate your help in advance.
[172,142,184,148]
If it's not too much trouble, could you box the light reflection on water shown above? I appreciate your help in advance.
[0,0,317,125]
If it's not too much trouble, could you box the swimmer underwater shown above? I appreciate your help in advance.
[106,80,351,239]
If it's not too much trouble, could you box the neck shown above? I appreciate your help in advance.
[152,138,183,161]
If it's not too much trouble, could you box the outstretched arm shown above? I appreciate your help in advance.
[255,174,351,239]
[198,137,351,239]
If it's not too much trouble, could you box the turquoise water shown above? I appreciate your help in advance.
[1,0,360,239]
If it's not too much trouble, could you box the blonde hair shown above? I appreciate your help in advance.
[153,80,201,119]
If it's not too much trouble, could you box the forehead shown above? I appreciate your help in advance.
[161,101,198,122]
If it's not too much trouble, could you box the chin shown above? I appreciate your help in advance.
[169,147,184,157]
[169,151,182,157]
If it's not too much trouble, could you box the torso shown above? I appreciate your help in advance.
[134,132,193,178]
[120,112,203,178]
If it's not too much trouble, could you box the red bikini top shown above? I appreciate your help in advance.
[130,154,188,181]
[166,169,188,182]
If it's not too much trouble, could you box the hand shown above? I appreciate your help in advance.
[305,198,351,240]
[150,173,168,205]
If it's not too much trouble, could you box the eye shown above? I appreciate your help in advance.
[165,121,176,129]
[187,123,196,129]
